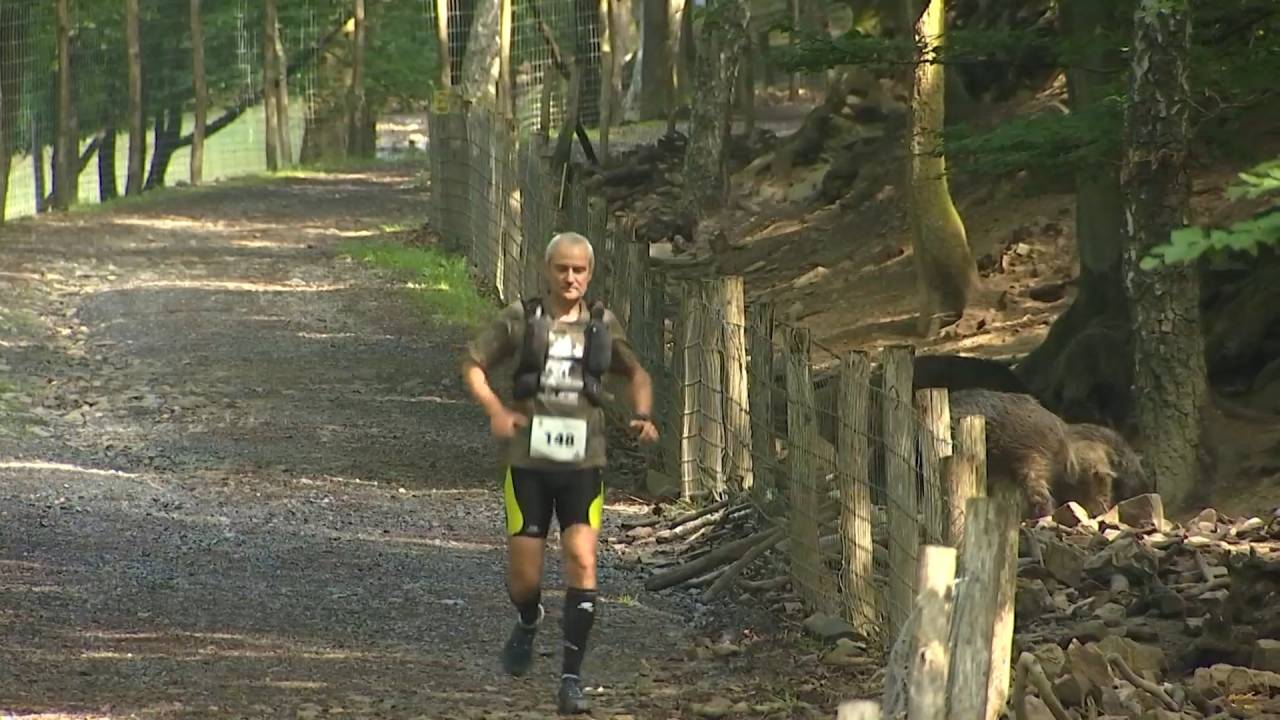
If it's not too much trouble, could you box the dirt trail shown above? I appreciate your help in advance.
[0,172,838,719]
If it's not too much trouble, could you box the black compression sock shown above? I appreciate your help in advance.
[561,586,598,678]
[511,587,543,628]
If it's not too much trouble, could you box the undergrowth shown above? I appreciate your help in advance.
[339,235,491,328]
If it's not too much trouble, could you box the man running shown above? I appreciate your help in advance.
[460,231,659,714]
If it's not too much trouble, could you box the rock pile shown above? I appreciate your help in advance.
[1009,492,1280,718]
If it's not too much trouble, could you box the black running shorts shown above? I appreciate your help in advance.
[502,465,604,538]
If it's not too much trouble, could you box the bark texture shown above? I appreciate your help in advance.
[680,0,748,220]
[1119,0,1207,513]
[908,0,977,336]
[460,0,502,108]
[625,0,674,121]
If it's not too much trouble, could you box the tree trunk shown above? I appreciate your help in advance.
[347,0,370,157]
[99,123,118,201]
[0,3,27,224]
[32,118,45,214]
[125,0,145,196]
[679,0,748,223]
[190,0,207,185]
[145,107,183,190]
[1015,0,1134,429]
[459,0,500,108]
[738,28,756,137]
[1119,0,1207,513]
[270,1,293,168]
[907,0,977,336]
[54,0,76,211]
[625,0,673,121]
[264,0,281,171]
[598,0,619,161]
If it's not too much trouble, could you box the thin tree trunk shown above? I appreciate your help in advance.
[347,0,368,156]
[54,0,76,211]
[125,0,145,196]
[146,107,183,189]
[264,0,281,171]
[499,0,514,121]
[190,0,207,185]
[99,123,118,201]
[32,117,45,214]
[271,5,293,167]
[1119,0,1206,513]
[0,3,23,223]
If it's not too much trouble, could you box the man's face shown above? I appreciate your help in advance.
[546,242,592,303]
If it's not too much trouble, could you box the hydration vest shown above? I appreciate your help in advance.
[512,298,612,406]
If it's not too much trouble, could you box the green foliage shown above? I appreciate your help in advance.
[1141,158,1280,269]
[943,97,1124,177]
[339,237,491,328]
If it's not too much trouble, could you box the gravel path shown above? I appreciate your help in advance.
[0,171,848,720]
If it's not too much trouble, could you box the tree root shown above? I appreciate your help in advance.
[1105,653,1180,712]
[1013,652,1073,720]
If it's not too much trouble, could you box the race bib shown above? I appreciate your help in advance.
[529,415,588,464]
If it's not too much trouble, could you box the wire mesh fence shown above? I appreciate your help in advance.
[424,100,1008,656]
[0,0,329,224]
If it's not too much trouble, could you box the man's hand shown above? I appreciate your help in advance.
[490,406,529,439]
[629,418,659,444]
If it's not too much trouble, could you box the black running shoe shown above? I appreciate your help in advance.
[558,675,590,715]
[500,605,543,676]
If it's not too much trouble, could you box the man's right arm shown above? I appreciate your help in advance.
[460,303,526,433]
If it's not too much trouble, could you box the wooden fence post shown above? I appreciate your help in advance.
[784,325,834,612]
[837,350,879,640]
[720,276,752,494]
[946,494,1018,720]
[914,388,952,546]
[947,415,987,546]
[747,302,776,505]
[881,344,917,644]
[908,544,958,720]
[697,281,726,499]
[674,281,703,499]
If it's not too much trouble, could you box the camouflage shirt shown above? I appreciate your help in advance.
[465,298,643,470]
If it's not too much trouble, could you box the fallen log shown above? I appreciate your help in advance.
[703,526,787,601]
[645,525,781,592]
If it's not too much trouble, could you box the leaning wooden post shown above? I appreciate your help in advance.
[837,350,879,641]
[747,302,776,505]
[908,544,958,720]
[720,276,753,494]
[914,388,952,545]
[784,325,829,611]
[881,344,917,644]
[947,415,987,546]
[945,495,1019,720]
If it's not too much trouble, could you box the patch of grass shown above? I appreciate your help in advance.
[339,237,492,328]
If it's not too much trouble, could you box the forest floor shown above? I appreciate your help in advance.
[0,170,873,719]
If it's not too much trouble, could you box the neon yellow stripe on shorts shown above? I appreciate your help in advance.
[588,476,604,530]
[503,466,523,536]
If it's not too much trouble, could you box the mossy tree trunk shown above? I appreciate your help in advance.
[907,0,977,336]
[1119,0,1207,513]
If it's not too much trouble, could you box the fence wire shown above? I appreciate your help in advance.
[429,101,964,653]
